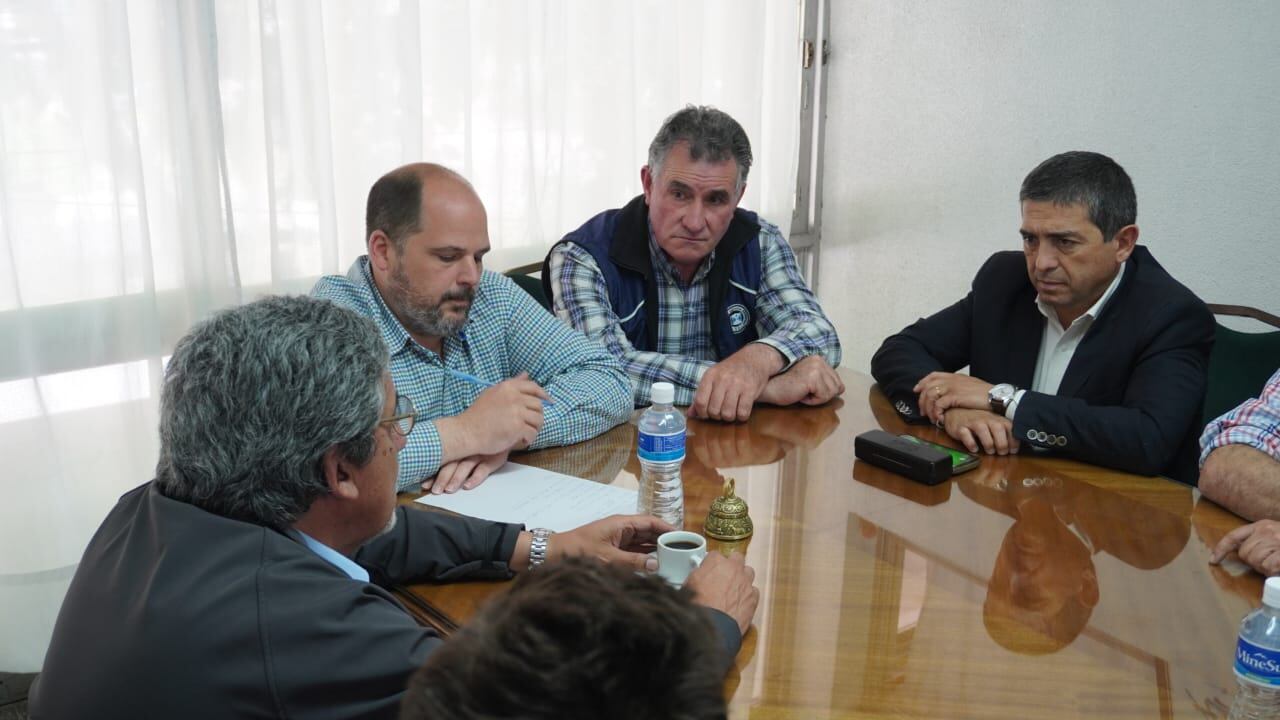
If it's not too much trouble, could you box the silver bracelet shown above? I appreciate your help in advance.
[528,528,553,570]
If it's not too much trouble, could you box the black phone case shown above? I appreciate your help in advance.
[854,429,952,485]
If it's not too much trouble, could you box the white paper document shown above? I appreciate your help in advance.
[414,462,638,532]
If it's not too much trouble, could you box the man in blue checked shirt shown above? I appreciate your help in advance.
[543,105,843,422]
[313,164,632,494]
[1204,369,1280,576]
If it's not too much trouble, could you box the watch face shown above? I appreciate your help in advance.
[990,384,1015,412]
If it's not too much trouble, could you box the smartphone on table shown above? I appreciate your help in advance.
[898,434,980,474]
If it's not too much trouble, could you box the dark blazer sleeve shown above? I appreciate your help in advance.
[355,505,523,585]
[262,552,446,719]
[871,262,991,422]
[268,507,524,719]
[703,608,744,673]
[1011,295,1214,477]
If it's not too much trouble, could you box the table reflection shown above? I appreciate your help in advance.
[957,459,1193,654]
[400,371,1264,719]
[513,421,634,487]
[984,493,1100,655]
[686,400,841,475]
[1192,494,1266,604]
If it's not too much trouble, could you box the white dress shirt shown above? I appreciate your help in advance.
[1006,262,1127,418]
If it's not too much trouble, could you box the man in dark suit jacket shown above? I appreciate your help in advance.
[30,296,757,720]
[872,152,1213,484]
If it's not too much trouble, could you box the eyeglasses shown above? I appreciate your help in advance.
[378,394,417,436]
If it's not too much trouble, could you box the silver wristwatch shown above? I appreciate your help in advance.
[528,528,553,570]
[988,383,1017,415]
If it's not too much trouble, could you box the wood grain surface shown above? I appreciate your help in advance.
[396,370,1258,719]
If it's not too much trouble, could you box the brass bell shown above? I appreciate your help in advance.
[704,478,753,541]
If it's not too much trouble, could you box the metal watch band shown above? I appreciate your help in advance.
[528,528,553,569]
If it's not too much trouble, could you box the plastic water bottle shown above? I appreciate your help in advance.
[637,381,686,528]
[1230,576,1280,719]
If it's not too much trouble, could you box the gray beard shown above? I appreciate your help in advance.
[387,264,474,339]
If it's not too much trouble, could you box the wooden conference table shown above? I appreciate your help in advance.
[395,370,1259,719]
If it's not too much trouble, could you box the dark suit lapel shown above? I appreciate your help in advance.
[1057,262,1132,397]
[1057,332,1103,398]
[1005,286,1043,389]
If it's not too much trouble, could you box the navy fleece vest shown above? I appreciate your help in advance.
[544,195,762,360]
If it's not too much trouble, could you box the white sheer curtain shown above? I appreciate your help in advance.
[0,0,802,670]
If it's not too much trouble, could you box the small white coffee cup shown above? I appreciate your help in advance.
[656,531,706,586]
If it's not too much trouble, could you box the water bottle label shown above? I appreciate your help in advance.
[1235,636,1280,686]
[638,430,685,463]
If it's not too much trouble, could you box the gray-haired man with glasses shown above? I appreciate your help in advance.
[31,295,756,719]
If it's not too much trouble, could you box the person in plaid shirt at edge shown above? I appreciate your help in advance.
[1204,369,1280,575]
[542,105,843,422]
[313,164,632,495]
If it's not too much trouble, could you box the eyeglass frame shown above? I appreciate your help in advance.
[377,394,417,437]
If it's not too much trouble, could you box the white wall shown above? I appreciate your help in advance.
[818,0,1280,372]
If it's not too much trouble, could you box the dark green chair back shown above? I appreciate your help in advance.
[1202,305,1280,426]
[505,265,551,312]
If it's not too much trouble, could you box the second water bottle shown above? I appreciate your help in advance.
[1229,576,1280,719]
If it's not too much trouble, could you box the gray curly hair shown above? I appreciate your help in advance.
[647,105,753,192]
[155,295,389,527]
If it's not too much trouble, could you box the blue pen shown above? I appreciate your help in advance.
[442,368,555,407]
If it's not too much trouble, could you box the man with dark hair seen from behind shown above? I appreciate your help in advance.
[314,164,633,495]
[871,151,1213,483]
[545,105,844,421]
[30,295,757,719]
[400,557,754,720]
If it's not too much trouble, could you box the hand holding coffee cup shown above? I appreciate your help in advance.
[656,531,707,586]
[685,550,760,635]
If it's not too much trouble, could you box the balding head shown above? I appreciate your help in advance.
[365,163,480,253]
[363,163,490,351]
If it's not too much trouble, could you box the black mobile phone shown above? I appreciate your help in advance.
[898,435,980,474]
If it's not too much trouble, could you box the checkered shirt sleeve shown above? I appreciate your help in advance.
[1199,368,1280,465]
[751,219,842,370]
[548,243,712,407]
[314,260,633,490]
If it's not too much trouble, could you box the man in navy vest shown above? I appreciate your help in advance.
[544,106,843,422]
